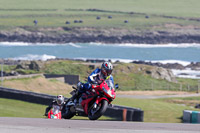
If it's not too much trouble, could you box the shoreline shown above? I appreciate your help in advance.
[1,27,200,44]
[1,41,200,46]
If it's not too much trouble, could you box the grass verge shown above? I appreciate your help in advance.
[112,97,200,123]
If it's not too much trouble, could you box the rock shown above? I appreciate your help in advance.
[162,63,185,70]
[1,27,200,44]
[186,62,200,70]
[10,70,19,76]
[29,61,43,71]
[132,61,185,70]
[16,60,44,71]
[16,61,31,69]
[150,67,177,82]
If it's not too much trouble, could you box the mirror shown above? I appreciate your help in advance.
[115,83,119,89]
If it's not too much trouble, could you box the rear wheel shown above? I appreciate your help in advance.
[88,100,108,120]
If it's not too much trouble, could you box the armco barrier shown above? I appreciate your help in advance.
[183,110,200,123]
[0,86,143,122]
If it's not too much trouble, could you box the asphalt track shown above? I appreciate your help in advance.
[0,117,200,133]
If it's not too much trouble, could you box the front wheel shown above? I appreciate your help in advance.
[88,100,108,120]
[62,106,75,119]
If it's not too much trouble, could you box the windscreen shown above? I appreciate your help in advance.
[105,79,114,90]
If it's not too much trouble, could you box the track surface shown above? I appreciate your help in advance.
[0,117,200,133]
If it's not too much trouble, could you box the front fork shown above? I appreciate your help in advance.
[90,96,109,114]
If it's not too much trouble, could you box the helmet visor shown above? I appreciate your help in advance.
[106,69,112,76]
[102,68,112,76]
[57,99,63,105]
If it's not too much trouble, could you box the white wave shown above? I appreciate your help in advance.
[89,42,106,46]
[74,57,134,63]
[116,43,200,48]
[151,60,191,66]
[11,54,56,61]
[74,57,194,66]
[88,42,200,48]
[0,42,32,46]
[0,42,59,46]
[172,68,200,79]
[68,43,82,48]
[0,42,82,47]
[1,42,200,48]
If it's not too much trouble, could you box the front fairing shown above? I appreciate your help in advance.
[100,80,116,99]
[52,105,61,115]
[48,105,61,119]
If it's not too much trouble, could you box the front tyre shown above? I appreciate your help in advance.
[62,106,75,119]
[88,100,108,120]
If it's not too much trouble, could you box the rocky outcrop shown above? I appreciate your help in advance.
[113,63,177,82]
[132,61,186,70]
[186,62,200,70]
[16,61,45,71]
[147,67,176,82]
[1,27,200,44]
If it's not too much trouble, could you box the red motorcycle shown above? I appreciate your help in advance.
[63,80,118,120]
[47,105,62,119]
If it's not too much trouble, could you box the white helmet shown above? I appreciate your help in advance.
[56,95,64,105]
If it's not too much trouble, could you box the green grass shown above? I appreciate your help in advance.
[112,97,200,123]
[3,61,200,92]
[1,97,199,123]
[159,96,200,107]
[112,63,200,91]
[42,60,92,81]
[0,0,200,30]
[1,0,200,17]
[0,98,113,120]
[177,96,200,101]
[0,98,46,118]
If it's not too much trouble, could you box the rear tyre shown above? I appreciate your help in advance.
[88,100,108,120]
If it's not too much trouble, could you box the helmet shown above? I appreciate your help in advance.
[56,95,64,105]
[101,62,113,78]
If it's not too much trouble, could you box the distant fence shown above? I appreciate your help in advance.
[0,86,143,122]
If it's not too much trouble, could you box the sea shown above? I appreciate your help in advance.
[0,42,200,79]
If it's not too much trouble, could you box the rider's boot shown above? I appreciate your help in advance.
[69,82,83,104]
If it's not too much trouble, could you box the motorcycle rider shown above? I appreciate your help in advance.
[44,95,65,117]
[70,61,114,102]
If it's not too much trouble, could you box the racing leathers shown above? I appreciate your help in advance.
[79,68,114,93]
[44,100,66,117]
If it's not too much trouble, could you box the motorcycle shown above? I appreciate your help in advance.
[63,80,118,120]
[47,105,62,119]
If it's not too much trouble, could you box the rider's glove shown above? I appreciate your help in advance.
[92,81,98,85]
[97,79,104,85]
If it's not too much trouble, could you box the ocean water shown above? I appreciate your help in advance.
[1,42,200,79]
[0,42,200,64]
